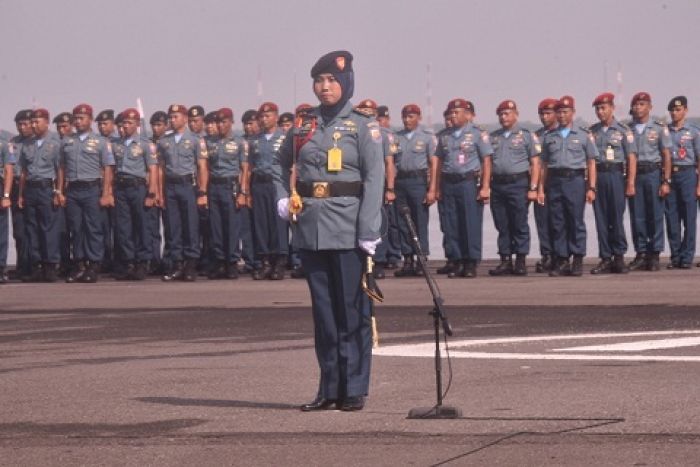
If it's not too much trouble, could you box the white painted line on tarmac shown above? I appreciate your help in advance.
[555,336,700,352]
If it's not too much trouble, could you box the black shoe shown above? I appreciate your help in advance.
[300,396,339,412]
[0,267,7,284]
[340,396,365,412]
[513,254,527,276]
[536,255,551,273]
[269,256,286,280]
[226,262,240,279]
[667,261,680,270]
[373,264,385,280]
[646,253,660,272]
[568,255,583,277]
[208,261,226,280]
[462,260,477,278]
[489,256,513,276]
[132,262,147,281]
[43,263,59,283]
[23,263,45,283]
[394,256,415,277]
[611,255,629,274]
[385,261,399,270]
[591,258,613,275]
[253,258,272,280]
[114,262,135,281]
[290,265,305,279]
[183,259,197,281]
[79,262,99,283]
[447,261,465,278]
[680,263,692,269]
[628,253,647,271]
[549,257,569,277]
[66,262,86,283]
[162,261,184,281]
[437,260,455,275]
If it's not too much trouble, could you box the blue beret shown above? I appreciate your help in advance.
[310,50,353,78]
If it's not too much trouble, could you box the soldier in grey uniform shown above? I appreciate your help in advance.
[52,112,74,277]
[9,110,33,280]
[0,136,16,283]
[533,99,558,273]
[488,100,541,276]
[148,111,169,275]
[275,51,384,412]
[96,109,119,274]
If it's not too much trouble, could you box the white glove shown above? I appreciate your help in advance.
[276,198,290,220]
[359,238,382,256]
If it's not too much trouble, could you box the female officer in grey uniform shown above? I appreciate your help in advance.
[274,51,384,412]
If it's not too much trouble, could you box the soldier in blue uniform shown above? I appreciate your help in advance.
[664,96,700,269]
[58,104,116,283]
[96,110,118,274]
[52,112,74,277]
[111,108,159,280]
[533,99,558,273]
[188,105,212,275]
[540,96,598,277]
[206,107,249,279]
[627,92,672,271]
[17,109,62,282]
[158,104,209,282]
[9,110,33,280]
[249,102,289,280]
[436,108,456,274]
[393,104,438,277]
[436,98,493,278]
[148,111,169,275]
[589,93,635,274]
[204,111,219,138]
[0,136,16,283]
[278,112,294,133]
[239,109,260,274]
[488,100,541,276]
[275,50,384,412]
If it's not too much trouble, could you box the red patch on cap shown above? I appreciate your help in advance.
[336,56,345,71]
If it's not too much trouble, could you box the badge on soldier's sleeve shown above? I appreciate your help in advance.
[149,143,158,158]
[626,131,634,143]
[370,128,381,143]
[481,131,489,143]
[199,138,209,158]
[533,133,542,153]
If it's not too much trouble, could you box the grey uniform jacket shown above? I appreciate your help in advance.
[274,101,385,250]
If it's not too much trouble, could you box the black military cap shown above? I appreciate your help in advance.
[95,109,115,122]
[278,112,294,125]
[114,112,124,125]
[14,109,33,122]
[668,95,688,111]
[203,111,218,124]
[53,112,73,124]
[241,109,258,123]
[150,111,168,125]
[310,50,353,78]
[188,105,205,118]
[376,105,390,118]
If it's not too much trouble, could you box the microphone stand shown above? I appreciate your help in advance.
[400,204,462,419]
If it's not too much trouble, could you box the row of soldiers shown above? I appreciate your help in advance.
[0,91,698,283]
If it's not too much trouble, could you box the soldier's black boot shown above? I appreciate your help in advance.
[43,263,59,283]
[612,255,629,274]
[394,255,415,277]
[549,257,568,277]
[513,254,527,276]
[132,261,147,281]
[489,255,513,276]
[462,259,477,278]
[66,261,86,283]
[0,266,7,284]
[114,262,135,281]
[269,255,286,280]
[162,261,184,281]
[646,252,660,272]
[536,255,551,273]
[437,260,455,275]
[447,260,465,278]
[627,253,647,271]
[590,258,613,275]
[183,259,197,281]
[208,260,226,280]
[226,262,240,279]
[373,263,385,280]
[253,257,271,280]
[569,254,583,277]
[23,263,44,283]
[79,261,99,283]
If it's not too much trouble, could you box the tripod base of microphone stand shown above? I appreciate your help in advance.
[407,405,462,419]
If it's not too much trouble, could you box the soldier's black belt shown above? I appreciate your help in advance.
[672,165,695,172]
[297,181,362,198]
[116,176,146,187]
[441,171,477,183]
[548,168,585,178]
[252,173,273,183]
[210,176,239,184]
[166,174,194,184]
[491,172,529,184]
[26,179,54,188]
[68,179,101,189]
[396,169,428,180]
[596,163,624,173]
[636,163,660,174]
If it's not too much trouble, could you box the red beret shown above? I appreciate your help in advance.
[357,99,378,110]
[32,108,50,120]
[217,107,233,120]
[631,92,652,105]
[496,100,517,114]
[556,95,575,110]
[258,102,278,114]
[538,98,558,113]
[72,103,93,117]
[592,93,615,107]
[295,103,314,116]
[168,104,188,115]
[121,108,140,121]
[401,104,421,116]
[446,98,474,112]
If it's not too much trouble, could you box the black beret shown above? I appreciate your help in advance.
[203,111,218,124]
[95,109,115,122]
[241,109,258,123]
[114,113,124,125]
[14,109,33,122]
[150,111,168,125]
[188,105,205,118]
[668,95,688,111]
[278,112,294,124]
[376,105,390,118]
[310,50,353,78]
[53,112,73,124]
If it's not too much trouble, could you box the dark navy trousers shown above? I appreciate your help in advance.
[593,170,628,258]
[533,201,552,256]
[665,168,697,265]
[629,169,664,254]
[24,184,61,264]
[300,248,371,399]
[0,197,7,268]
[163,181,200,261]
[440,178,483,261]
[208,182,242,263]
[547,173,587,258]
[490,178,530,256]
[66,184,104,262]
[11,178,30,274]
[251,180,288,257]
[395,177,430,256]
[115,183,151,262]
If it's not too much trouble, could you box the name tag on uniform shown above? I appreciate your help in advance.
[458,153,466,165]
[606,147,615,161]
[327,147,342,171]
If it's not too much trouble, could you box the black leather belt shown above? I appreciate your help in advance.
[396,169,428,180]
[116,176,146,187]
[297,181,362,198]
[637,163,660,174]
[441,171,477,183]
[69,179,101,188]
[672,165,695,172]
[492,172,528,184]
[252,173,273,183]
[166,174,194,184]
[26,179,54,188]
[548,168,585,178]
[596,163,624,173]
[210,176,239,184]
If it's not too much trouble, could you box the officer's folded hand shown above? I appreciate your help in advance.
[526,190,538,203]
[53,193,66,208]
[659,183,670,198]
[17,196,24,209]
[144,197,155,208]
[0,198,10,209]
[625,184,635,198]
[235,193,247,210]
[385,190,396,204]
[276,197,290,220]
[696,185,700,199]
[586,190,596,204]
[477,187,490,204]
[99,194,115,208]
[424,189,436,206]
[537,191,545,205]
[197,194,208,208]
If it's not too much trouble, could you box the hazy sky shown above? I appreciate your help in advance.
[1,0,699,132]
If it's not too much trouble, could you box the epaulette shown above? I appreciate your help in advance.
[422,127,434,134]
[616,120,631,131]
[654,119,667,127]
[472,124,485,132]
[352,108,373,120]
[579,126,592,133]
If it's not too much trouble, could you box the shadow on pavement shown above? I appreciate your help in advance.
[0,419,206,437]
[136,396,300,411]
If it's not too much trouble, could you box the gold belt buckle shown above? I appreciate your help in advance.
[312,182,329,198]
[673,166,679,172]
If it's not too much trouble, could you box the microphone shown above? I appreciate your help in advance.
[399,203,420,247]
